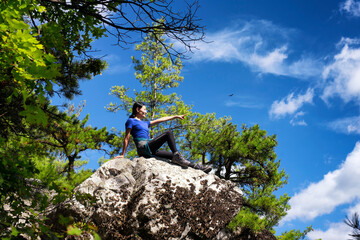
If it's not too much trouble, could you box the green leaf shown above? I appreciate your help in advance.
[94,233,102,240]
[36,5,46,13]
[11,226,19,236]
[67,225,82,236]
[19,105,48,125]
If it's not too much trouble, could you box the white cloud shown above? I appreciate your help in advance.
[328,116,360,135]
[322,38,360,103]
[186,20,322,79]
[346,201,360,214]
[306,202,360,240]
[249,46,288,75]
[307,222,350,240]
[341,0,360,17]
[269,89,314,119]
[283,142,360,222]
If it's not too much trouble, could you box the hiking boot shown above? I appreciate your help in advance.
[193,164,212,173]
[172,152,191,167]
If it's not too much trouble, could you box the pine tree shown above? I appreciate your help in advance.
[38,102,110,176]
[185,119,290,230]
[107,29,192,157]
[345,213,360,240]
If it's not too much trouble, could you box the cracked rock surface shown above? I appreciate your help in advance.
[47,157,274,239]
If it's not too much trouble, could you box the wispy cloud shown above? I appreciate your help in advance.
[225,100,264,109]
[322,37,360,103]
[340,0,360,17]
[185,20,322,79]
[327,116,360,134]
[283,142,360,222]
[289,111,307,126]
[102,54,132,75]
[269,88,314,120]
[225,96,264,109]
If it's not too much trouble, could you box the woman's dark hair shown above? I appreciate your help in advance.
[129,102,145,118]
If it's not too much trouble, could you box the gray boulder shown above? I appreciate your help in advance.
[48,157,245,239]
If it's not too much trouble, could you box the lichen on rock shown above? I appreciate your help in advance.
[46,157,275,239]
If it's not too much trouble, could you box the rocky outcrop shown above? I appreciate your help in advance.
[47,157,275,239]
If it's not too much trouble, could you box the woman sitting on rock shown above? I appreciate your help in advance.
[116,102,211,173]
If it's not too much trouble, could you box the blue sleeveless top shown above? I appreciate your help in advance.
[125,118,150,139]
[125,118,153,157]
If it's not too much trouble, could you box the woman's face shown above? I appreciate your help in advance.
[137,106,147,119]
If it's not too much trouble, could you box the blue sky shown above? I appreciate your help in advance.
[53,0,360,238]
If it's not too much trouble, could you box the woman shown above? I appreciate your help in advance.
[116,102,211,173]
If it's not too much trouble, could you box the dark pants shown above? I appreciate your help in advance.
[147,130,177,160]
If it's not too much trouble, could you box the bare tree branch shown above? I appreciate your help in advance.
[40,0,205,59]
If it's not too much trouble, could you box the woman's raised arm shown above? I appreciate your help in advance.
[149,114,187,127]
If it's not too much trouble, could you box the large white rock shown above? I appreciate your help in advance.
[49,157,244,239]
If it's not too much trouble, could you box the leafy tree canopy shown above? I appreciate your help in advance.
[1,0,204,237]
[1,0,204,140]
